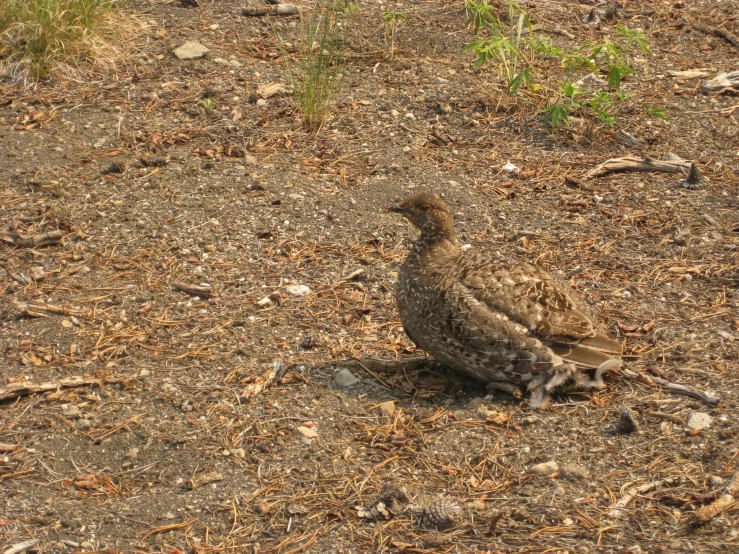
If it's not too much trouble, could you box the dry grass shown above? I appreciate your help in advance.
[0,0,137,81]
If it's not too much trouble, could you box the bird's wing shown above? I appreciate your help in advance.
[431,280,563,379]
[457,250,597,341]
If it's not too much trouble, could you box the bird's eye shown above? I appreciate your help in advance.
[420,204,430,213]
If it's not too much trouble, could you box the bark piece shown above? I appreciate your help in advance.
[1,229,64,248]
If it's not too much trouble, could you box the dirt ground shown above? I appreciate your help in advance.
[1,0,739,552]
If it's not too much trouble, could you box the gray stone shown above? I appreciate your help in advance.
[466,397,485,410]
[75,419,92,431]
[61,404,81,419]
[708,475,724,488]
[334,368,359,388]
[560,463,590,480]
[528,461,558,476]
[686,412,713,431]
[173,41,209,60]
[285,284,311,297]
[434,77,449,85]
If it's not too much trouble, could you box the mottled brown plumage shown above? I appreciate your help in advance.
[390,193,622,408]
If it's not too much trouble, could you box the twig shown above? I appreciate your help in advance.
[189,471,223,490]
[692,471,739,525]
[0,376,123,402]
[0,229,65,248]
[138,518,198,541]
[241,361,283,399]
[3,540,38,554]
[240,5,299,16]
[621,368,719,408]
[89,412,148,441]
[607,478,680,518]
[693,25,739,49]
[14,301,93,320]
[358,355,428,374]
[170,281,213,298]
[584,155,702,182]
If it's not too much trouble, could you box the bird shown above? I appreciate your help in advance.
[389,192,623,409]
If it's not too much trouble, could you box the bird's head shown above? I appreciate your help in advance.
[389,193,456,243]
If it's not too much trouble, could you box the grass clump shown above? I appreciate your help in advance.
[277,0,346,132]
[0,0,125,80]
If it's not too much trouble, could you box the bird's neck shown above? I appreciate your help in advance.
[410,224,457,258]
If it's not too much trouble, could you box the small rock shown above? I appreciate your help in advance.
[61,404,81,419]
[466,397,485,410]
[434,77,449,85]
[288,193,305,201]
[342,446,353,460]
[173,41,209,60]
[285,284,311,297]
[378,401,395,417]
[686,412,713,431]
[256,98,267,107]
[708,475,724,488]
[334,368,359,388]
[80,542,93,550]
[165,512,175,519]
[126,448,139,459]
[244,155,257,165]
[75,419,92,431]
[403,145,411,153]
[560,463,590,480]
[405,113,415,119]
[528,461,558,476]
[390,109,400,117]
[297,426,318,439]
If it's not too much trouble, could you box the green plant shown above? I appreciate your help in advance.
[342,0,361,19]
[643,103,667,119]
[463,0,532,95]
[199,99,216,110]
[0,0,124,79]
[381,11,407,59]
[276,0,346,132]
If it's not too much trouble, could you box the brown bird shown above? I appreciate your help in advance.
[390,193,622,409]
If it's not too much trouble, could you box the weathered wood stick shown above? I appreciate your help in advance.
[700,71,739,94]
[1,229,65,248]
[693,25,739,49]
[621,368,719,408]
[240,4,299,16]
[241,362,283,399]
[607,477,680,518]
[359,355,429,374]
[584,155,701,181]
[692,471,739,525]
[15,301,93,319]
[0,376,121,402]
[170,281,213,297]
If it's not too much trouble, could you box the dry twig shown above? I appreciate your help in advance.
[0,376,122,402]
[0,229,65,248]
[583,155,702,182]
[621,368,719,408]
[692,471,739,525]
[607,478,680,518]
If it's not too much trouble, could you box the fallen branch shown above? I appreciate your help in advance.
[693,25,739,49]
[15,301,93,319]
[0,376,122,402]
[240,4,298,16]
[3,540,39,554]
[359,355,429,374]
[170,280,213,298]
[621,368,719,408]
[607,477,680,518]
[1,229,65,248]
[189,471,223,490]
[241,361,283,400]
[700,70,739,94]
[692,471,739,525]
[583,154,702,183]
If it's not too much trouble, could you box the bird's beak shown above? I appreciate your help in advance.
[389,203,406,213]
